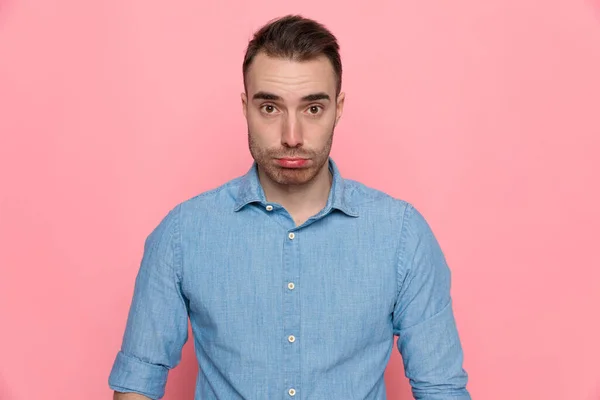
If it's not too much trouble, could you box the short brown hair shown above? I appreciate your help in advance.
[242,15,342,95]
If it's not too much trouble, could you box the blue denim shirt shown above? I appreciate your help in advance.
[108,158,470,400]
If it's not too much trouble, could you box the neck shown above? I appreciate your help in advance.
[258,164,333,225]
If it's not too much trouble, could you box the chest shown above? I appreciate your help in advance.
[180,215,399,338]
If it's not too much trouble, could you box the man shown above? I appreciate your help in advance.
[109,15,471,400]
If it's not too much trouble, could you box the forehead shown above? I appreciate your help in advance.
[246,52,337,98]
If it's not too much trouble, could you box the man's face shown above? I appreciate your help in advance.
[242,52,345,186]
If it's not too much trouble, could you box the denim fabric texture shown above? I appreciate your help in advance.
[108,158,470,400]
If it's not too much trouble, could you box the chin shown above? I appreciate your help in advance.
[268,166,320,186]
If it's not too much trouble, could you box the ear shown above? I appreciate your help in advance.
[334,92,345,126]
[241,92,248,118]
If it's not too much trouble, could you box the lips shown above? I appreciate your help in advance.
[276,158,309,168]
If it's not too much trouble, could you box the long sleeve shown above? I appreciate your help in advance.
[392,204,471,400]
[108,206,189,400]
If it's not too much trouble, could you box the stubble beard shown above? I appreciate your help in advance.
[247,130,334,186]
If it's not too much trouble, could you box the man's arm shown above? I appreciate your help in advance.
[114,392,151,400]
[108,206,189,399]
[392,204,471,400]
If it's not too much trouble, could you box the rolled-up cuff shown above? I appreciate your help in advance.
[108,351,169,399]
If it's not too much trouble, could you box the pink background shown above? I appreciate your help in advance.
[1,0,600,399]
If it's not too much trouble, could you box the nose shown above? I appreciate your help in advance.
[281,113,303,148]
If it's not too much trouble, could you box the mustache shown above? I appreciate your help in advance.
[267,149,316,159]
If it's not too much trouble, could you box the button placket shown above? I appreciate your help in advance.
[283,228,300,399]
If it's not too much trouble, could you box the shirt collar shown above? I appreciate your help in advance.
[233,158,358,217]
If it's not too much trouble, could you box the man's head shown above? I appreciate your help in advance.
[241,15,345,187]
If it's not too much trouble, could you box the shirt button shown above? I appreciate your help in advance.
[266,205,273,211]
[287,282,295,290]
[288,335,296,343]
[288,232,295,240]
[288,388,296,397]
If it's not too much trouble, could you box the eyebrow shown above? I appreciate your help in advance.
[252,91,331,102]
[252,91,281,101]
[302,92,330,102]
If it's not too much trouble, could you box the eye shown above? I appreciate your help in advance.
[307,105,323,115]
[260,104,278,114]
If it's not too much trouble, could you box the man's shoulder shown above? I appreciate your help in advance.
[342,177,412,214]
[176,174,244,215]
[151,175,244,227]
[343,178,437,239]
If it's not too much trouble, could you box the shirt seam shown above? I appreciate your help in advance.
[169,204,189,338]
[173,204,184,283]
[395,203,413,302]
